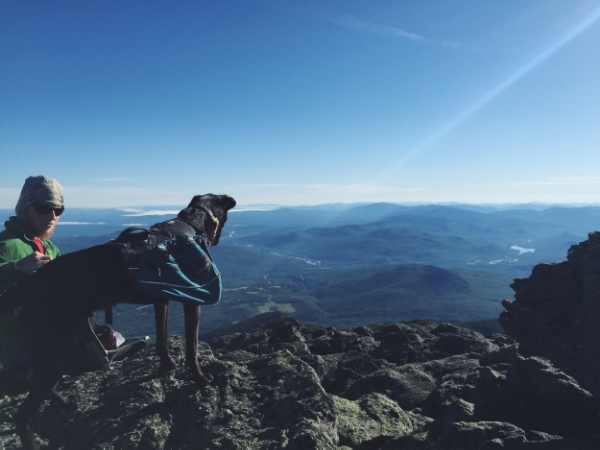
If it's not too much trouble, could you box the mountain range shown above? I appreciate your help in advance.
[2,203,598,337]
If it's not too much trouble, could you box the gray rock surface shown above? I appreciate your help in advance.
[501,231,600,400]
[1,312,599,448]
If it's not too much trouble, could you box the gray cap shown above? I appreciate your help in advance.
[15,176,64,214]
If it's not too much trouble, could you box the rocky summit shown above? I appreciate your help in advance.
[501,231,600,401]
[1,307,599,449]
[4,231,600,449]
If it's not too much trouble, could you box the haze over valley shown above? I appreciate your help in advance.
[4,202,597,338]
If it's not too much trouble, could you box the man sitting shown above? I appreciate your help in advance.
[0,176,63,375]
[0,176,148,377]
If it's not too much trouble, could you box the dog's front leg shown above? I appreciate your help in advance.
[153,300,177,371]
[184,303,213,386]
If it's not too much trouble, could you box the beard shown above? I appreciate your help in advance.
[18,209,57,240]
[39,225,55,239]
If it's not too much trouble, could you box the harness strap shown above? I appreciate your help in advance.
[193,206,220,246]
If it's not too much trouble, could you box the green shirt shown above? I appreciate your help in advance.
[0,216,60,370]
[0,216,60,292]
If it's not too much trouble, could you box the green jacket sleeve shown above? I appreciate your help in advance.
[0,243,23,292]
[0,218,61,292]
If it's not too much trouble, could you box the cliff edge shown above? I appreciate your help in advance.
[501,231,600,400]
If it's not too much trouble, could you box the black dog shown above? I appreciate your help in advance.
[7,194,236,449]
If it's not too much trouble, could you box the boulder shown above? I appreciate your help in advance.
[500,232,600,399]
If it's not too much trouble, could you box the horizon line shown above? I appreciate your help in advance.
[2,201,600,212]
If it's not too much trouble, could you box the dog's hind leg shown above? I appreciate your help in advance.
[16,371,62,450]
[184,304,213,386]
[154,300,177,371]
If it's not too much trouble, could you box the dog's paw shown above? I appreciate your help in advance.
[50,389,77,408]
[192,372,214,387]
[64,394,78,406]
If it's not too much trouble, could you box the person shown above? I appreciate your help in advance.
[0,175,63,373]
[0,176,149,377]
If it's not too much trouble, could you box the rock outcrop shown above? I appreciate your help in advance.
[501,231,600,400]
[1,313,598,449]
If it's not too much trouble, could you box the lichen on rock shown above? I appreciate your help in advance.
[0,309,598,448]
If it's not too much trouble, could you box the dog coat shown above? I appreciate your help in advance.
[136,234,221,305]
[111,222,221,306]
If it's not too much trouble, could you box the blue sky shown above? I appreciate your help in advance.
[1,1,599,208]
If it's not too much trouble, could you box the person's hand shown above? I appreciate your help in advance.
[16,252,53,273]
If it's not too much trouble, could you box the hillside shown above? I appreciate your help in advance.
[239,226,508,266]
[98,262,519,339]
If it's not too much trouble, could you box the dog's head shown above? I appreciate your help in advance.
[178,194,236,245]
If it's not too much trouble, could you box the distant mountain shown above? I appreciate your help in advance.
[105,261,519,338]
[232,205,600,268]
[3,203,596,337]
[307,265,487,326]
[237,224,508,267]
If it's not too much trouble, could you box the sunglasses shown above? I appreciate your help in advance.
[33,204,65,217]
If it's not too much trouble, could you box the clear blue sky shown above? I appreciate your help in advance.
[1,1,599,208]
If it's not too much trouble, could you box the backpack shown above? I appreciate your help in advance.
[136,234,222,305]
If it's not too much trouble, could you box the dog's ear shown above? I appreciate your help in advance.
[218,195,236,211]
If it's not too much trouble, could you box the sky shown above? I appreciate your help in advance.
[1,0,600,208]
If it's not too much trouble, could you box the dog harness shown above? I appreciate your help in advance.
[110,213,222,306]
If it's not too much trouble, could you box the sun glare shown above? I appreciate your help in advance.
[376,5,600,184]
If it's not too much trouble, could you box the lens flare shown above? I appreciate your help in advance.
[377,5,600,183]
